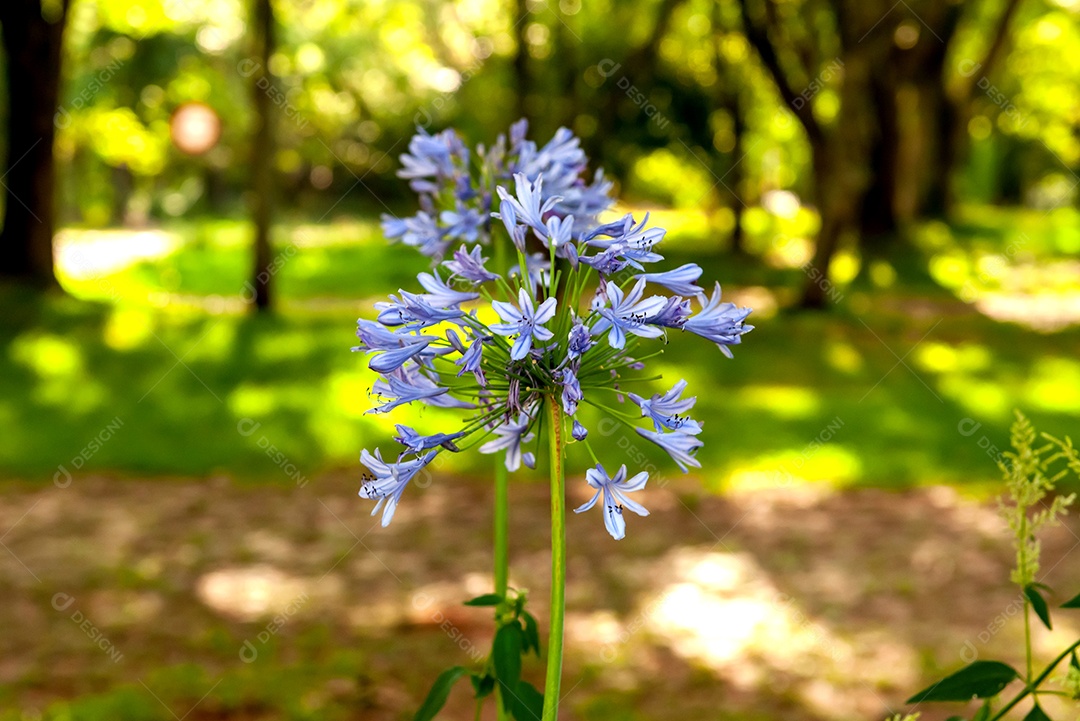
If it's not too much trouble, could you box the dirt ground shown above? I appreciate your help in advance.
[3,473,1080,721]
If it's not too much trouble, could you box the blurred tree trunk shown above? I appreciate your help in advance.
[248,0,275,312]
[590,0,687,173]
[738,0,877,309]
[858,71,901,255]
[728,90,747,254]
[0,0,70,287]
[513,0,529,122]
[923,0,1022,218]
[556,14,578,129]
[713,1,747,255]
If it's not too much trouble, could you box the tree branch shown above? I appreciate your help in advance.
[961,0,1023,100]
[736,0,825,146]
[979,0,1023,76]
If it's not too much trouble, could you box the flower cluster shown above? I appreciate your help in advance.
[381,119,613,259]
[356,122,753,539]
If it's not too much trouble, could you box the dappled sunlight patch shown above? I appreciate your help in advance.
[733,385,821,419]
[764,233,813,268]
[102,306,155,350]
[10,333,84,379]
[726,285,778,319]
[55,228,179,279]
[8,332,108,412]
[830,249,860,285]
[1023,357,1080,413]
[975,291,1080,331]
[940,375,1012,419]
[626,546,925,716]
[228,384,280,418]
[913,342,992,375]
[195,564,335,622]
[725,464,841,493]
[645,550,856,681]
[823,339,864,374]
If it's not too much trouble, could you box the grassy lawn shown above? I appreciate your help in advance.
[3,206,1079,491]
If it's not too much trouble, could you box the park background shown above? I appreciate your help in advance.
[1,0,1080,719]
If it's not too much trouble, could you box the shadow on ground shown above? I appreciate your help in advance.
[3,473,1079,720]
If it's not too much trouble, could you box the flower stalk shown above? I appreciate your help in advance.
[543,395,566,721]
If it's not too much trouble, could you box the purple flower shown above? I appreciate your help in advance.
[417,271,479,307]
[367,336,436,374]
[545,215,574,251]
[496,173,560,237]
[591,280,668,349]
[353,319,437,373]
[559,168,614,223]
[455,333,488,386]
[682,283,754,358]
[628,379,701,434]
[479,413,537,471]
[585,214,664,269]
[490,287,558,361]
[393,425,465,454]
[573,464,650,540]
[636,427,703,472]
[440,204,484,243]
[397,128,465,192]
[359,449,437,527]
[567,318,594,360]
[368,367,472,414]
[560,366,583,416]
[444,246,498,283]
[585,213,664,254]
[388,211,447,258]
[381,214,408,240]
[376,291,464,329]
[647,295,692,329]
[572,420,588,441]
[636,263,703,297]
[579,245,630,276]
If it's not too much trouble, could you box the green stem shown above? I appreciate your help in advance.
[492,232,512,721]
[1020,514,1033,683]
[542,396,567,721]
[494,460,509,596]
[1023,598,1033,683]
[988,639,1080,720]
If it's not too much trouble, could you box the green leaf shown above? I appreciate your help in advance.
[509,680,545,721]
[973,701,991,721]
[1023,703,1052,721]
[522,612,541,657]
[1025,585,1052,630]
[1061,592,1080,609]
[906,661,1019,703]
[470,673,495,699]
[414,666,468,721]
[1071,651,1080,670]
[493,623,523,710]
[464,593,503,607]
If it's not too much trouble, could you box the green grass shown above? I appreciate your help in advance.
[3,208,1079,490]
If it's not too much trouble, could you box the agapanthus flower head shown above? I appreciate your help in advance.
[353,121,753,536]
